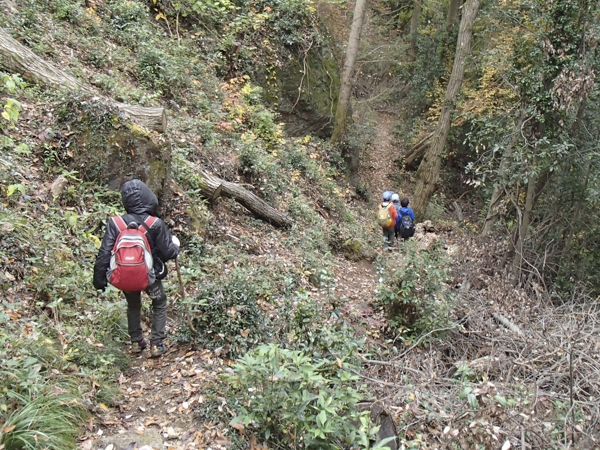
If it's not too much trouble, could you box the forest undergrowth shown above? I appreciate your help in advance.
[0,0,599,449]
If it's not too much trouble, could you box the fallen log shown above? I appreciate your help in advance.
[196,169,293,229]
[403,132,433,166]
[0,27,167,132]
[114,102,167,134]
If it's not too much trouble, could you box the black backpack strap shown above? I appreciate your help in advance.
[129,214,157,234]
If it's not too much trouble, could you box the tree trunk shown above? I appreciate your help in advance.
[512,158,538,280]
[482,113,526,235]
[561,157,592,261]
[408,0,421,61]
[412,0,480,221]
[446,0,460,30]
[196,169,293,229]
[330,0,368,144]
[0,27,167,132]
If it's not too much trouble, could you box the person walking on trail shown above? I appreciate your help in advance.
[397,197,416,242]
[391,193,402,242]
[93,179,180,358]
[378,190,398,249]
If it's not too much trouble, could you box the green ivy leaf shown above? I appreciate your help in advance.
[467,393,478,409]
[316,409,327,426]
[6,184,25,197]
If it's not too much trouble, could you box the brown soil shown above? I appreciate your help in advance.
[359,113,402,197]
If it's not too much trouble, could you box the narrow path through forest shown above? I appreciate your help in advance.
[359,113,401,196]
[84,114,402,450]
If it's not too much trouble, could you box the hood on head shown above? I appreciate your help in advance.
[121,179,159,215]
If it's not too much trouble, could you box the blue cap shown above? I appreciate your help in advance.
[382,191,393,201]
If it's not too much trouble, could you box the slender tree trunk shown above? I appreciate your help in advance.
[446,0,460,30]
[482,113,526,234]
[561,157,592,261]
[330,0,368,144]
[408,0,421,61]
[512,157,538,280]
[412,0,480,221]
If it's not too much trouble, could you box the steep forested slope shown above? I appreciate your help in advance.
[1,0,599,449]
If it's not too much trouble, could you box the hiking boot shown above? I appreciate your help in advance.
[131,339,147,353]
[150,342,166,358]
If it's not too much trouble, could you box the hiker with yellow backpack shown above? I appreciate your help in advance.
[377,191,398,249]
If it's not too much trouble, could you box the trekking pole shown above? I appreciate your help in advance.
[175,258,196,334]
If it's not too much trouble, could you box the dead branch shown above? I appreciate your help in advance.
[452,200,464,222]
[403,132,433,165]
[491,312,524,336]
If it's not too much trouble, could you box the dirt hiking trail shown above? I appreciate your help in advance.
[81,114,403,450]
[359,113,402,197]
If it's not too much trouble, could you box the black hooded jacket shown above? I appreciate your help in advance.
[93,179,179,290]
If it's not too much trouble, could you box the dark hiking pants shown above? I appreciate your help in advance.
[383,227,395,248]
[123,280,167,344]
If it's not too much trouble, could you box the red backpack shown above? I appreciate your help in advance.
[107,216,157,291]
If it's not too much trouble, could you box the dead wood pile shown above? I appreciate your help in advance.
[357,234,600,449]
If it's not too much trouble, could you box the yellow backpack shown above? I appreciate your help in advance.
[377,203,393,228]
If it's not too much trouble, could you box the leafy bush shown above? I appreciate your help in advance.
[182,266,276,356]
[224,344,393,449]
[237,141,282,198]
[106,0,148,29]
[425,192,446,221]
[136,47,190,98]
[376,240,454,337]
[51,0,85,24]
[280,292,365,364]
[102,0,151,48]
[1,74,25,131]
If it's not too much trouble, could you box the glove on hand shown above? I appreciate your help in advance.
[171,235,180,247]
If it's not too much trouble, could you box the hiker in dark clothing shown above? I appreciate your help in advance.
[397,197,415,241]
[93,179,180,357]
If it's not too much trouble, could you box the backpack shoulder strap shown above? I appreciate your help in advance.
[112,215,127,232]
[139,216,158,234]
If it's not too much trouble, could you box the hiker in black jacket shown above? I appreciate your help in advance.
[93,179,180,357]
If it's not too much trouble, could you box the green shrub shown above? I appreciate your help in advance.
[376,240,454,338]
[106,0,148,28]
[425,193,446,221]
[182,266,275,356]
[51,0,85,24]
[103,0,151,48]
[224,344,393,450]
[237,142,281,197]
[280,292,365,362]
[136,47,191,98]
